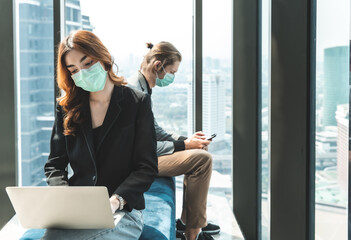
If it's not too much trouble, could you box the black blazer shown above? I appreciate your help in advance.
[44,85,158,211]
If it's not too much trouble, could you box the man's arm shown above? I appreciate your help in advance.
[155,120,187,156]
[154,120,187,141]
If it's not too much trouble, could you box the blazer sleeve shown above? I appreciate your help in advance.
[44,103,69,186]
[114,94,158,210]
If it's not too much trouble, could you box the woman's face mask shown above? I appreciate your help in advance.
[155,66,175,87]
[71,62,107,92]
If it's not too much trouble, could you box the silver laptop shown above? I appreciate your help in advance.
[6,186,124,229]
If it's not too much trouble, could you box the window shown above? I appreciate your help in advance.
[77,0,193,206]
[261,0,271,239]
[16,0,55,186]
[315,0,350,238]
[203,0,233,211]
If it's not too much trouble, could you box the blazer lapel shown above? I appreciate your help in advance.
[138,71,152,95]
[80,99,96,162]
[95,85,123,154]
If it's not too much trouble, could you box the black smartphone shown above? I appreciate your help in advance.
[207,133,217,141]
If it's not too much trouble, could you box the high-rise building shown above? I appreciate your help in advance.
[186,72,229,174]
[322,46,348,127]
[186,71,228,173]
[19,0,55,186]
[18,0,92,186]
[82,15,94,31]
[315,126,337,170]
[335,104,348,191]
[202,73,226,141]
[65,0,94,34]
[187,73,226,141]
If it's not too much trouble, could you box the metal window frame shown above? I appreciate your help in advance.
[54,0,65,100]
[349,40,351,240]
[349,14,351,240]
[194,0,202,132]
[0,0,17,227]
[233,0,261,239]
[349,147,351,236]
[270,0,316,239]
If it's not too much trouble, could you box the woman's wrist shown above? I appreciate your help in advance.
[110,195,120,213]
[111,194,126,211]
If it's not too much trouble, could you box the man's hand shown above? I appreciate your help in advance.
[184,131,211,150]
[110,195,120,213]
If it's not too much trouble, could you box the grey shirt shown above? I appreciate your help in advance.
[127,71,187,156]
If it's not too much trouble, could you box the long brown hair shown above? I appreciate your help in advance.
[56,30,125,136]
[141,41,182,71]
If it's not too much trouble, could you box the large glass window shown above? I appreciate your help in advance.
[261,0,271,239]
[315,1,350,239]
[78,0,193,220]
[16,0,55,186]
[203,0,233,220]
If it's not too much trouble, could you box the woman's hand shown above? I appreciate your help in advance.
[109,195,120,214]
[184,131,211,150]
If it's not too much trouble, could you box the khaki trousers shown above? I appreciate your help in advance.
[158,149,213,228]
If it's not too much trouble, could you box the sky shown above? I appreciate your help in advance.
[79,0,232,62]
[79,0,350,63]
[316,0,350,60]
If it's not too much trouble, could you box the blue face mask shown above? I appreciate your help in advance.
[71,62,107,92]
[156,66,175,87]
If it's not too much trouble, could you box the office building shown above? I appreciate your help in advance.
[18,0,92,186]
[322,46,349,127]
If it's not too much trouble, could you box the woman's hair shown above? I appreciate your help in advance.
[141,41,182,71]
[56,30,125,136]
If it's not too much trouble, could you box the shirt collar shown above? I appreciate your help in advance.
[138,71,152,95]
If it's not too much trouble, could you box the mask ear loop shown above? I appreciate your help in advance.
[155,59,167,79]
[162,65,167,74]
[157,59,167,72]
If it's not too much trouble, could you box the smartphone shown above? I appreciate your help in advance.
[207,133,217,141]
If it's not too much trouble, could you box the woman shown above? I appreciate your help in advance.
[127,42,220,240]
[42,30,158,240]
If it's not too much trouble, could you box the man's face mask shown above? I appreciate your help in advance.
[155,66,175,87]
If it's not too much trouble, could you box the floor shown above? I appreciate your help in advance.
[0,215,26,240]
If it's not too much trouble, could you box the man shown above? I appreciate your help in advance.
[127,41,220,240]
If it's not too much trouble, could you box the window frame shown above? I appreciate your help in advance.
[233,0,261,239]
[1,0,328,238]
[270,0,316,239]
[0,0,17,226]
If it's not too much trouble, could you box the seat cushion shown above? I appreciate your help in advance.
[139,177,176,240]
[20,229,45,240]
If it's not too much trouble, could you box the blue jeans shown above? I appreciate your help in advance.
[40,209,143,240]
